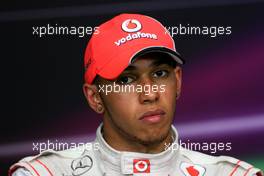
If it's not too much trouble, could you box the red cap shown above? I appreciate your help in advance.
[84,13,184,84]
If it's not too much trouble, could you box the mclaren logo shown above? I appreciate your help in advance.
[71,154,93,176]
[122,19,142,33]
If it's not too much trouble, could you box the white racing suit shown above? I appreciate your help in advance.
[10,124,263,176]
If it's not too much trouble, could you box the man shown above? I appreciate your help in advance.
[10,13,263,176]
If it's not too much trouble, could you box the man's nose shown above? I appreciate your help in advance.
[138,77,160,104]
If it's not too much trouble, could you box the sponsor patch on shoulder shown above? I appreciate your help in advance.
[180,162,206,176]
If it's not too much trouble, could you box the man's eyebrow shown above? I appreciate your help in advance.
[123,59,176,72]
[150,59,174,67]
[123,65,137,71]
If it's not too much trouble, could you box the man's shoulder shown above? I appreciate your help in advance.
[179,147,263,176]
[9,141,100,176]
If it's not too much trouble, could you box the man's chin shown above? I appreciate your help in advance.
[138,137,165,146]
[137,131,169,146]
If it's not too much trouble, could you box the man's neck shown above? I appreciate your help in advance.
[102,122,173,154]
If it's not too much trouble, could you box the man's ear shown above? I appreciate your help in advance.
[83,83,105,114]
[174,66,182,99]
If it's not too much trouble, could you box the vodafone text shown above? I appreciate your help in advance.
[114,32,157,46]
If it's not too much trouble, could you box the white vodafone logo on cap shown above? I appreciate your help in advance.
[122,19,142,33]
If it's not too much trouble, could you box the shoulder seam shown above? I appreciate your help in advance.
[229,160,241,176]
[25,161,40,176]
[35,159,53,176]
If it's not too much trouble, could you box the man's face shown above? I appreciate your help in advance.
[97,53,182,145]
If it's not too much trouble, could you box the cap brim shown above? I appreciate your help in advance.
[130,46,185,65]
[98,46,184,81]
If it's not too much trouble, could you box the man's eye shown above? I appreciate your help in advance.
[116,76,134,84]
[153,70,168,78]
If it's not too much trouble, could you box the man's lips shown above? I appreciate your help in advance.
[139,109,166,123]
